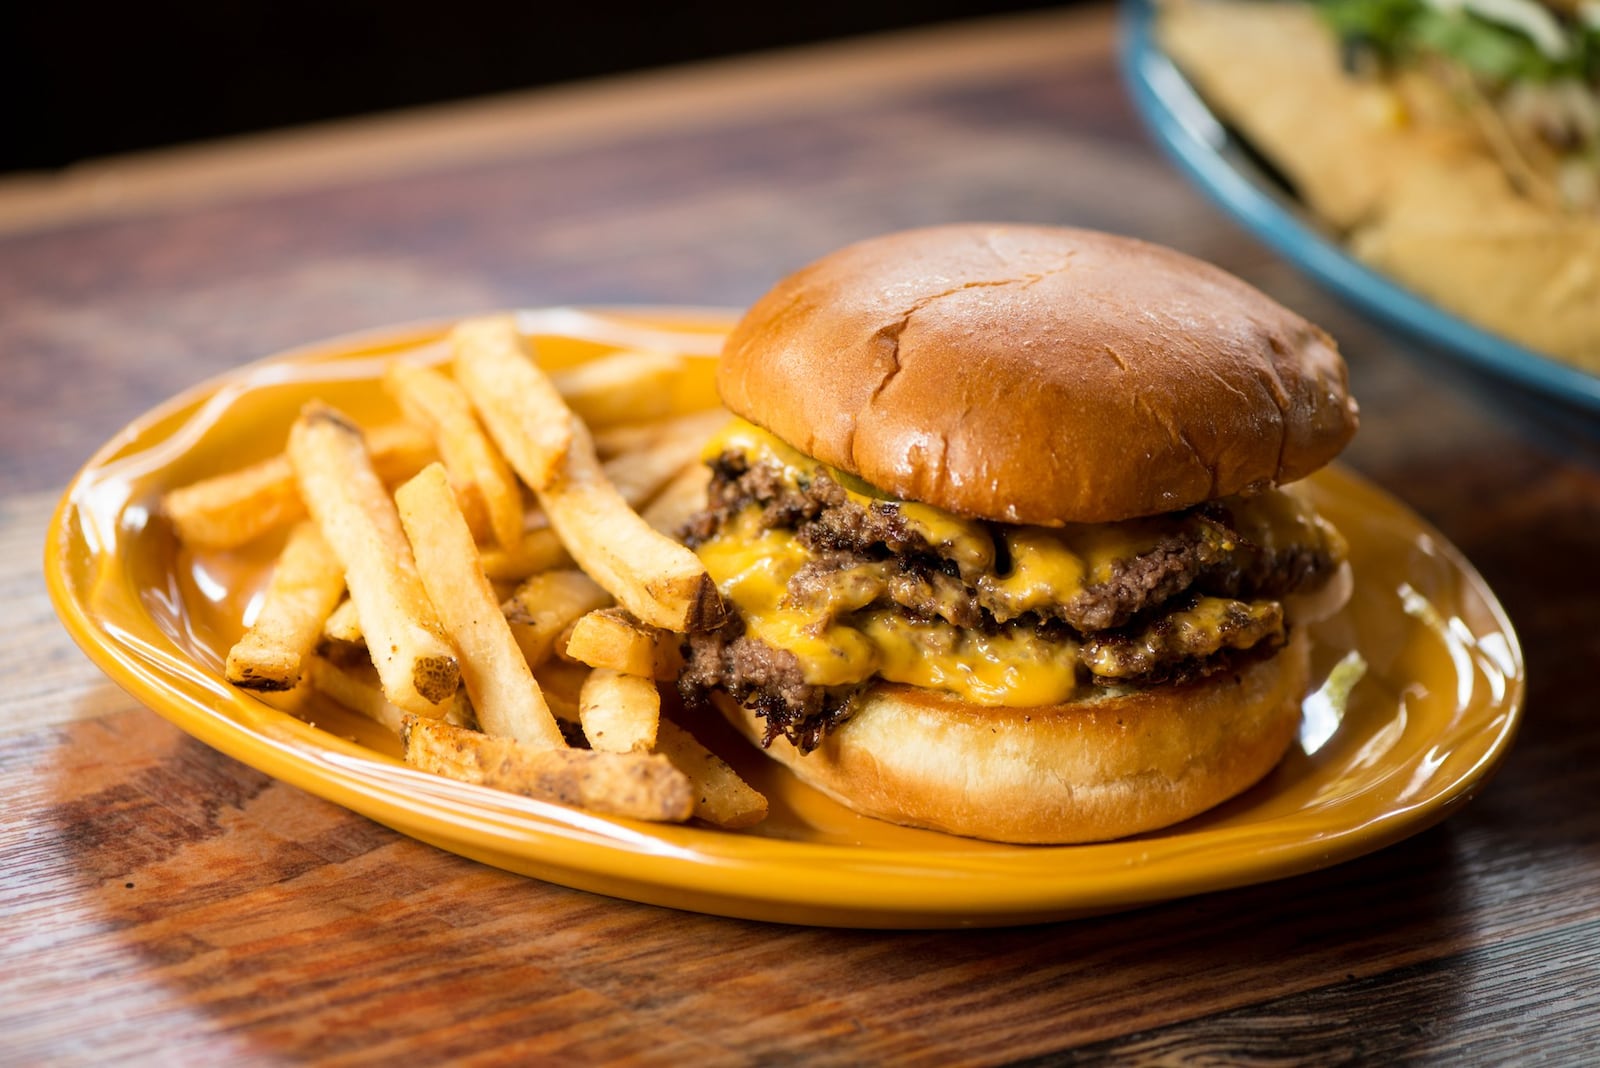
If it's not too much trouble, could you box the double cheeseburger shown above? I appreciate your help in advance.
[678,224,1359,843]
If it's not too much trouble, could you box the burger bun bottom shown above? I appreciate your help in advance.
[716,628,1311,844]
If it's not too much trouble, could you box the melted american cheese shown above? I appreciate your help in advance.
[696,420,1327,708]
[695,508,1083,705]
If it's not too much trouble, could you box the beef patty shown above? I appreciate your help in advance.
[681,450,1338,752]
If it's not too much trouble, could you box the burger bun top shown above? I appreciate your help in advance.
[717,224,1358,524]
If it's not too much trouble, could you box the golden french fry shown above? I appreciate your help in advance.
[592,425,662,460]
[539,422,725,632]
[288,403,459,715]
[479,526,572,582]
[452,316,574,493]
[602,447,707,512]
[457,317,721,632]
[401,716,694,822]
[549,350,684,429]
[590,408,728,459]
[501,569,612,669]
[654,718,768,829]
[164,423,434,550]
[310,655,474,734]
[535,659,590,725]
[562,607,681,680]
[578,668,661,754]
[224,521,346,692]
[318,600,367,669]
[602,410,721,529]
[640,464,710,536]
[322,596,363,646]
[395,464,565,749]
[485,413,720,571]
[384,362,524,551]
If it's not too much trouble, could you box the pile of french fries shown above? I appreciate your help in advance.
[164,316,764,828]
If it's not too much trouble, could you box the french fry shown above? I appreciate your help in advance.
[164,423,434,550]
[191,320,770,831]
[384,362,524,551]
[602,411,720,533]
[455,315,721,632]
[322,596,363,646]
[602,438,712,510]
[501,569,612,669]
[578,668,661,753]
[654,718,768,829]
[395,464,565,749]
[478,438,702,579]
[401,716,694,822]
[479,526,572,582]
[537,421,725,632]
[535,659,590,725]
[592,425,664,460]
[591,408,728,459]
[318,601,367,671]
[480,408,718,580]
[224,521,346,691]
[288,403,459,715]
[549,350,684,429]
[452,316,573,493]
[640,464,710,536]
[562,607,681,680]
[310,655,474,734]
[310,655,404,732]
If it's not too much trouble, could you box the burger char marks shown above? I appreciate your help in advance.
[1081,595,1286,683]
[688,451,1299,634]
[1038,520,1236,633]
[679,447,1337,751]
[678,614,852,752]
[685,451,925,556]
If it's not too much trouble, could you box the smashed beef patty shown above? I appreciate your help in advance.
[680,449,1339,752]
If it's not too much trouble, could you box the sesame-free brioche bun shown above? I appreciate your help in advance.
[718,629,1310,844]
[718,223,1358,525]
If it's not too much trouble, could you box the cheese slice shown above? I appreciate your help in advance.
[695,508,1082,704]
[696,419,1332,707]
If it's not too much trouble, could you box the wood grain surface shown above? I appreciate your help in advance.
[5,6,1600,1063]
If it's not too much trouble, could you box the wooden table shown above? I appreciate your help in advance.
[6,6,1599,1062]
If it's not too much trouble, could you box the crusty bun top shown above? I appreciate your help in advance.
[718,224,1358,524]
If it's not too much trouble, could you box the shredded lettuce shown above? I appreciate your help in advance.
[1318,0,1600,82]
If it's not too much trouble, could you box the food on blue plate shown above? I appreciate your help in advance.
[676,224,1358,843]
[1158,0,1600,369]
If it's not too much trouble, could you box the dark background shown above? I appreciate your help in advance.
[2,1,1063,173]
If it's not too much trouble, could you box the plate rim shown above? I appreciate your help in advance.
[43,307,1527,927]
[1118,0,1600,417]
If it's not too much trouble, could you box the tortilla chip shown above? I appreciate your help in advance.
[1158,0,1600,367]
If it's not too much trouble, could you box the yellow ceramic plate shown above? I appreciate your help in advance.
[46,308,1524,928]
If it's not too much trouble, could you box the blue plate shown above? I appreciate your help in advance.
[1119,0,1600,419]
